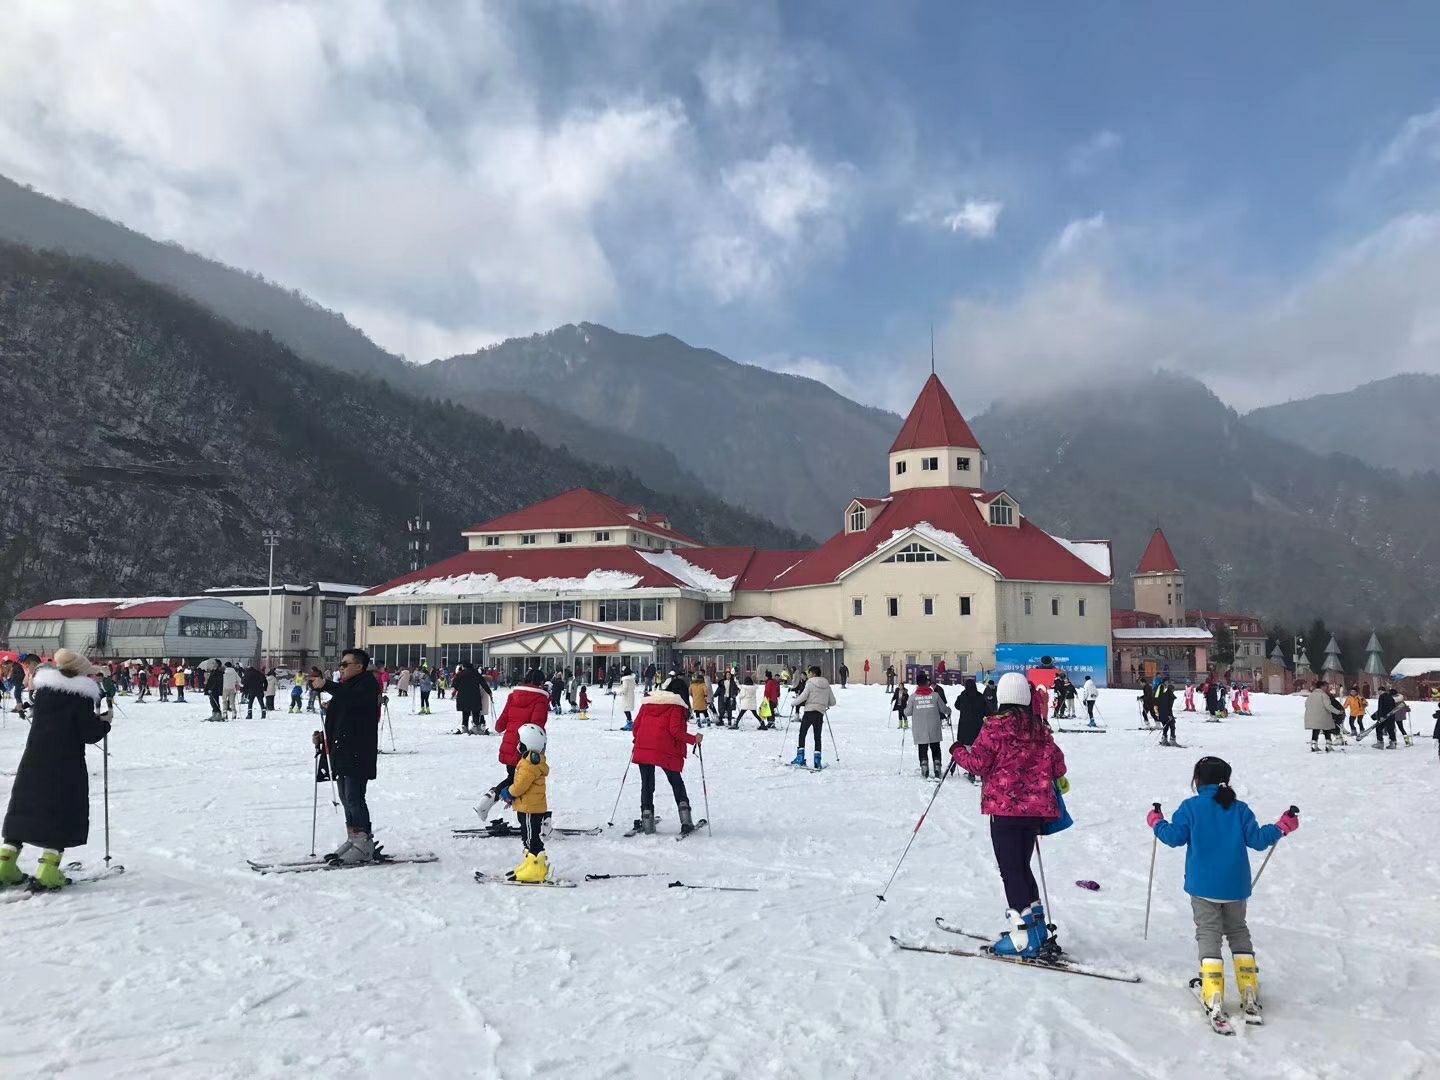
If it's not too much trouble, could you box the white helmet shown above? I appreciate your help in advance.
[517,723,547,758]
[997,671,1031,708]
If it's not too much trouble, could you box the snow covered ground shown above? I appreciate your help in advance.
[1,684,1436,1079]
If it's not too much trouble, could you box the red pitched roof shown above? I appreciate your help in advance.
[14,598,201,620]
[463,488,698,545]
[770,486,1110,589]
[890,374,982,453]
[1135,528,1181,574]
[362,547,699,597]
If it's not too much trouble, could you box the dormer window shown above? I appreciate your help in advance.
[988,497,1015,527]
[921,456,939,471]
[484,536,500,547]
[848,508,866,533]
[520,533,537,545]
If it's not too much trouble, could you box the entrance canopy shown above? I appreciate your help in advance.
[484,619,665,660]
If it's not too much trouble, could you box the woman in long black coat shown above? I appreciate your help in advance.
[453,663,492,734]
[0,649,112,889]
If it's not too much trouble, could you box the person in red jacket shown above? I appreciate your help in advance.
[762,670,781,731]
[475,669,550,822]
[630,676,703,834]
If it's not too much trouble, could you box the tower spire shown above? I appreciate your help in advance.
[929,323,935,375]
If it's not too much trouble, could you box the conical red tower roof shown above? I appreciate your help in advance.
[890,373,982,453]
[1135,528,1181,574]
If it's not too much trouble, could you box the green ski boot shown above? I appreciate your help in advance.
[32,850,70,890]
[0,845,25,887]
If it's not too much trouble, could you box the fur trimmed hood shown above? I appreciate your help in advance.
[641,690,688,709]
[32,666,102,701]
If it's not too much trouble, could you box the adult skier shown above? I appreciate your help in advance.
[892,680,910,728]
[205,662,224,720]
[242,665,267,718]
[1156,676,1178,746]
[949,671,1068,958]
[221,662,240,718]
[735,676,761,728]
[1081,676,1100,726]
[789,665,836,769]
[955,676,989,745]
[475,669,550,821]
[453,662,490,734]
[1141,679,1157,727]
[905,671,951,778]
[629,677,702,834]
[0,650,113,889]
[1302,682,1339,751]
[309,649,381,864]
[617,666,637,731]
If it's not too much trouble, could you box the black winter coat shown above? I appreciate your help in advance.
[322,670,380,780]
[955,686,990,746]
[454,668,490,712]
[2,669,111,849]
[205,669,223,696]
[242,668,265,695]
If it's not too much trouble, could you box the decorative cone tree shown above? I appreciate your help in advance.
[1363,631,1387,690]
[1322,635,1344,682]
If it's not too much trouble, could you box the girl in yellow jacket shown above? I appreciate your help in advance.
[689,674,711,726]
[500,723,550,883]
[1343,688,1367,737]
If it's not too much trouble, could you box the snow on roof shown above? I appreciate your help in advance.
[462,488,698,545]
[637,550,738,593]
[1112,627,1214,642]
[677,616,835,646]
[376,569,645,599]
[1390,658,1440,679]
[1053,538,1113,579]
[908,522,1001,576]
[314,582,369,594]
[15,597,210,620]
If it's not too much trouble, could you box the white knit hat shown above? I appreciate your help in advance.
[53,648,96,678]
[996,671,1031,708]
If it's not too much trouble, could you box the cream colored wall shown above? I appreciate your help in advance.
[887,446,983,494]
[1133,572,1185,623]
[994,582,1112,647]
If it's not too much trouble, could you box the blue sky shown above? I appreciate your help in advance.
[4,2,1440,410]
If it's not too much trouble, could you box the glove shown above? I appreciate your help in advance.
[1146,808,1165,829]
[497,785,513,805]
[1275,810,1299,836]
[311,731,323,749]
[1056,776,1071,795]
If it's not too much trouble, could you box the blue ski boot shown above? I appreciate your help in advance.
[622,720,633,732]
[1027,900,1058,956]
[813,752,823,770]
[790,749,807,766]
[989,908,1037,957]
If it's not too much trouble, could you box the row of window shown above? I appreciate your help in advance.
[178,616,249,638]
[895,455,973,476]
[442,603,504,625]
[597,599,665,622]
[1022,596,1088,618]
[479,529,683,549]
[8,619,63,638]
[852,596,974,618]
[369,598,680,628]
[368,604,429,627]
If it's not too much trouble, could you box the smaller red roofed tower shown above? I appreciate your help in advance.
[1132,527,1184,626]
[888,374,984,494]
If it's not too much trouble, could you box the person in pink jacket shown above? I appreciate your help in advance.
[951,671,1068,959]
[1030,680,1049,723]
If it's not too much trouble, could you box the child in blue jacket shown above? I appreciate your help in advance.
[1148,756,1298,1023]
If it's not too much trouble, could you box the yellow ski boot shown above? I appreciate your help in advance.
[1234,953,1262,1024]
[33,849,70,890]
[0,844,25,887]
[513,852,550,884]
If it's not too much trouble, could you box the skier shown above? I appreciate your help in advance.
[1343,686,1366,737]
[838,662,849,689]
[396,667,411,698]
[718,670,739,728]
[158,663,171,702]
[949,671,1068,958]
[1081,675,1100,726]
[735,676,761,728]
[264,668,278,713]
[1147,756,1297,1028]
[689,673,711,727]
[762,671,781,730]
[415,668,433,715]
[629,676,703,834]
[475,669,550,822]
[548,671,564,714]
[1030,681,1049,724]
[221,662,240,717]
[453,662,489,734]
[885,664,897,692]
[983,678,998,713]
[618,666,637,731]
[1371,685,1400,749]
[496,723,550,883]
[892,680,910,728]
[243,665,267,718]
[289,670,305,714]
[309,648,382,864]
[1140,679,1157,728]
[205,663,224,720]
[0,650,113,890]
[1156,676,1178,746]
[1184,681,1197,713]
[905,671,950,778]
[578,684,590,721]
[1392,693,1414,747]
[134,664,150,703]
[789,665,835,769]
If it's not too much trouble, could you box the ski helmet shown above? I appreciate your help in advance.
[517,722,547,757]
[996,671,1031,708]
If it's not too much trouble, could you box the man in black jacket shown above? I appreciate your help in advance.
[242,665,267,719]
[310,648,381,863]
[954,677,990,783]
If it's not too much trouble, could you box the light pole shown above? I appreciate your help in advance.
[263,529,281,670]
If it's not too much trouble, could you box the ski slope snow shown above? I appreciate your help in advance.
[0,684,1436,1079]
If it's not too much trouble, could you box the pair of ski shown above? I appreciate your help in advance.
[891,918,1141,984]
[0,861,126,900]
[622,819,708,840]
[1189,979,1263,1035]
[453,824,603,839]
[248,850,439,874]
[470,870,754,891]
[1055,727,1107,734]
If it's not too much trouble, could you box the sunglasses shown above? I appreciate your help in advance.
[339,660,360,669]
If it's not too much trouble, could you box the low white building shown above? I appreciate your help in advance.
[204,582,366,668]
[8,596,259,662]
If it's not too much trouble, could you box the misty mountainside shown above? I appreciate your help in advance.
[1245,373,1440,477]
[417,324,900,539]
[0,244,808,630]
[969,370,1440,634]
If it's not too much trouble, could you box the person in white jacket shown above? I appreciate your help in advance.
[789,667,836,769]
[618,667,637,731]
[736,677,761,728]
[1081,677,1100,727]
[221,662,240,718]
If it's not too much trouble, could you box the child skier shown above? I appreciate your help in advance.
[689,673,710,727]
[892,681,910,728]
[1147,756,1298,1029]
[1343,687,1366,737]
[476,669,550,822]
[497,723,550,883]
[290,671,305,713]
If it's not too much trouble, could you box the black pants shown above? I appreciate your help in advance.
[420,690,431,709]
[461,709,485,728]
[1310,728,1333,743]
[1160,712,1175,740]
[990,816,1045,910]
[246,692,265,716]
[208,692,221,715]
[917,742,941,769]
[1084,700,1095,721]
[798,711,823,752]
[337,775,370,833]
[492,764,517,796]
[517,812,545,855]
[1374,718,1396,744]
[265,694,275,710]
[639,763,688,811]
[736,709,760,724]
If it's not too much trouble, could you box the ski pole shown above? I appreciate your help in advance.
[1143,802,1160,940]
[1251,805,1298,889]
[384,700,396,752]
[1034,833,1051,925]
[778,712,794,759]
[606,762,631,827]
[320,733,339,809]
[309,749,321,856]
[876,761,955,902]
[103,732,111,868]
[825,716,840,763]
[697,743,712,836]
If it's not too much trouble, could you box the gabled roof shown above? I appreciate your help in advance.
[769,486,1111,589]
[1135,528,1181,574]
[462,488,698,545]
[676,615,840,647]
[362,547,725,599]
[890,373,982,453]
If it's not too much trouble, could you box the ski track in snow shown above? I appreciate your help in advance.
[0,687,1436,1079]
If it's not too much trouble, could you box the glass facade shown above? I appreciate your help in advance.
[367,604,428,627]
[370,643,427,670]
[179,616,249,638]
[442,603,503,625]
[598,599,664,622]
[518,601,580,624]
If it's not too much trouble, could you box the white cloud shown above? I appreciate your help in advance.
[904,196,1003,239]
[1044,212,1107,264]
[1376,106,1440,172]
[1067,129,1122,175]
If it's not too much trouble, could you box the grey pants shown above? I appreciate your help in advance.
[1191,897,1253,961]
